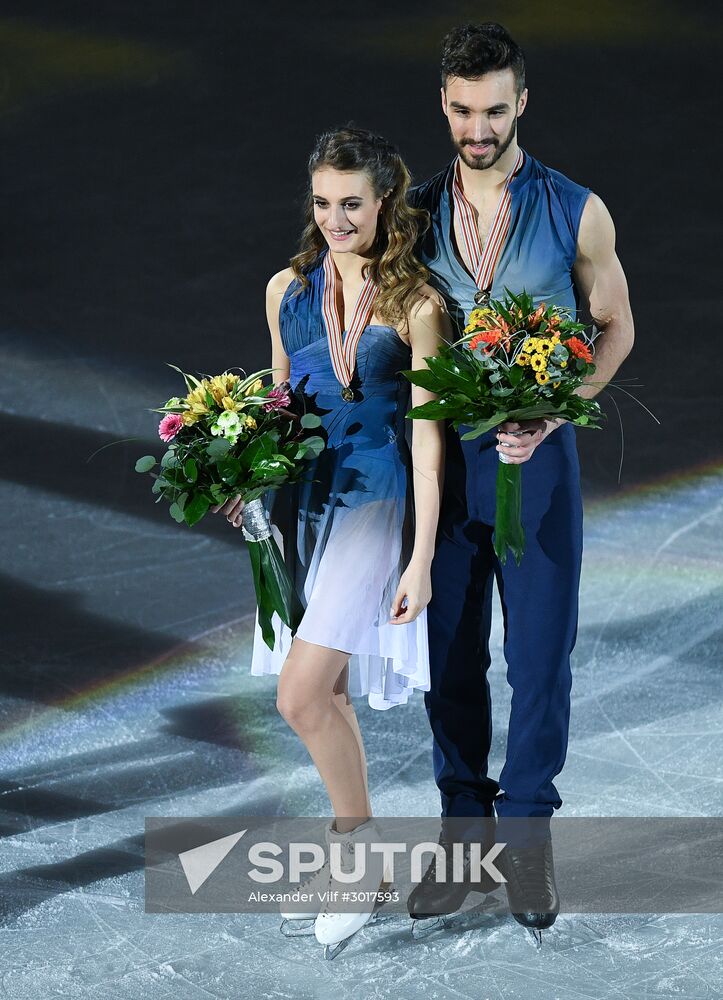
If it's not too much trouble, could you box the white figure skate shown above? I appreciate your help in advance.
[313,818,391,960]
[279,821,334,937]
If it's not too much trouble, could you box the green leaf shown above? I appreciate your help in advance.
[425,353,477,391]
[160,448,178,468]
[218,456,242,483]
[300,413,322,429]
[459,413,508,439]
[183,457,198,482]
[401,367,447,392]
[183,493,210,526]
[207,437,232,460]
[508,365,524,387]
[407,399,459,421]
[294,435,325,459]
[165,362,202,391]
[252,458,291,478]
[237,368,274,396]
[135,455,156,473]
[238,435,275,472]
[169,502,185,523]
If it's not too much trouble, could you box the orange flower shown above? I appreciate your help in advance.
[530,304,546,327]
[469,329,502,351]
[566,336,593,362]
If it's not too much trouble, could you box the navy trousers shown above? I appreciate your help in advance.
[426,421,583,821]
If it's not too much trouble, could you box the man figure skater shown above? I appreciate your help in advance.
[407,22,634,938]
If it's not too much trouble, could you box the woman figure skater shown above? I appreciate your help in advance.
[212,126,448,957]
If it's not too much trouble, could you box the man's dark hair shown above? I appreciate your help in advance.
[440,23,525,97]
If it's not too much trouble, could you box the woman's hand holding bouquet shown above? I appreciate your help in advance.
[135,365,324,648]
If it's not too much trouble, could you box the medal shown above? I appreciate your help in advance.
[321,250,379,400]
[452,149,524,307]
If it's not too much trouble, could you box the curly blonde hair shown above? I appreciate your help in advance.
[289,126,430,328]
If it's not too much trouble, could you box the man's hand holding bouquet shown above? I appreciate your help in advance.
[404,290,602,564]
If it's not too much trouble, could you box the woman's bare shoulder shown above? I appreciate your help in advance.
[266,266,296,299]
[408,282,448,321]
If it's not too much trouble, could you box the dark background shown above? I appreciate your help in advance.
[1,0,720,501]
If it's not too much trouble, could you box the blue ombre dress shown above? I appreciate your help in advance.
[250,249,430,710]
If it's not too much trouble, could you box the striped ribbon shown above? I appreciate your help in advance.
[321,250,379,389]
[452,148,525,298]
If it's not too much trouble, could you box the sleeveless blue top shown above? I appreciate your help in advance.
[278,249,412,450]
[409,150,590,334]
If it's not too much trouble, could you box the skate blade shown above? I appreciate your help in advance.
[323,938,350,961]
[527,927,543,949]
[279,917,316,938]
[410,915,448,939]
[320,909,382,960]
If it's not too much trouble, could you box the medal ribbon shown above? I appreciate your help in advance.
[452,149,525,298]
[321,250,379,389]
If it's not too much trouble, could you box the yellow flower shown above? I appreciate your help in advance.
[560,360,568,369]
[244,378,263,396]
[537,338,554,354]
[526,337,540,352]
[530,353,547,372]
[186,380,223,413]
[204,374,238,406]
[181,410,200,426]
[552,381,561,388]
[469,307,493,324]
[244,415,257,431]
[536,371,550,384]
[221,394,245,412]
[516,353,531,366]
[212,371,234,389]
[185,384,208,406]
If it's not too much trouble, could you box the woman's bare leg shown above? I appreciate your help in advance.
[332,664,372,818]
[277,638,371,832]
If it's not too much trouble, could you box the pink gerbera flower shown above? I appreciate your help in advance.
[159,412,184,442]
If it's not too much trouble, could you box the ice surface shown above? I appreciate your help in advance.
[1,465,721,998]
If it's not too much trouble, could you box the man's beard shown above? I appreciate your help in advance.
[452,115,518,170]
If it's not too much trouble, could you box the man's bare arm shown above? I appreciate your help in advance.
[496,191,635,463]
[572,192,634,399]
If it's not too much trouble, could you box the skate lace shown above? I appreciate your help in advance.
[337,838,358,876]
[297,858,331,892]
[420,837,455,883]
[505,842,551,894]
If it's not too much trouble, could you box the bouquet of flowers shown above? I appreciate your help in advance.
[403,289,603,565]
[135,365,324,649]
